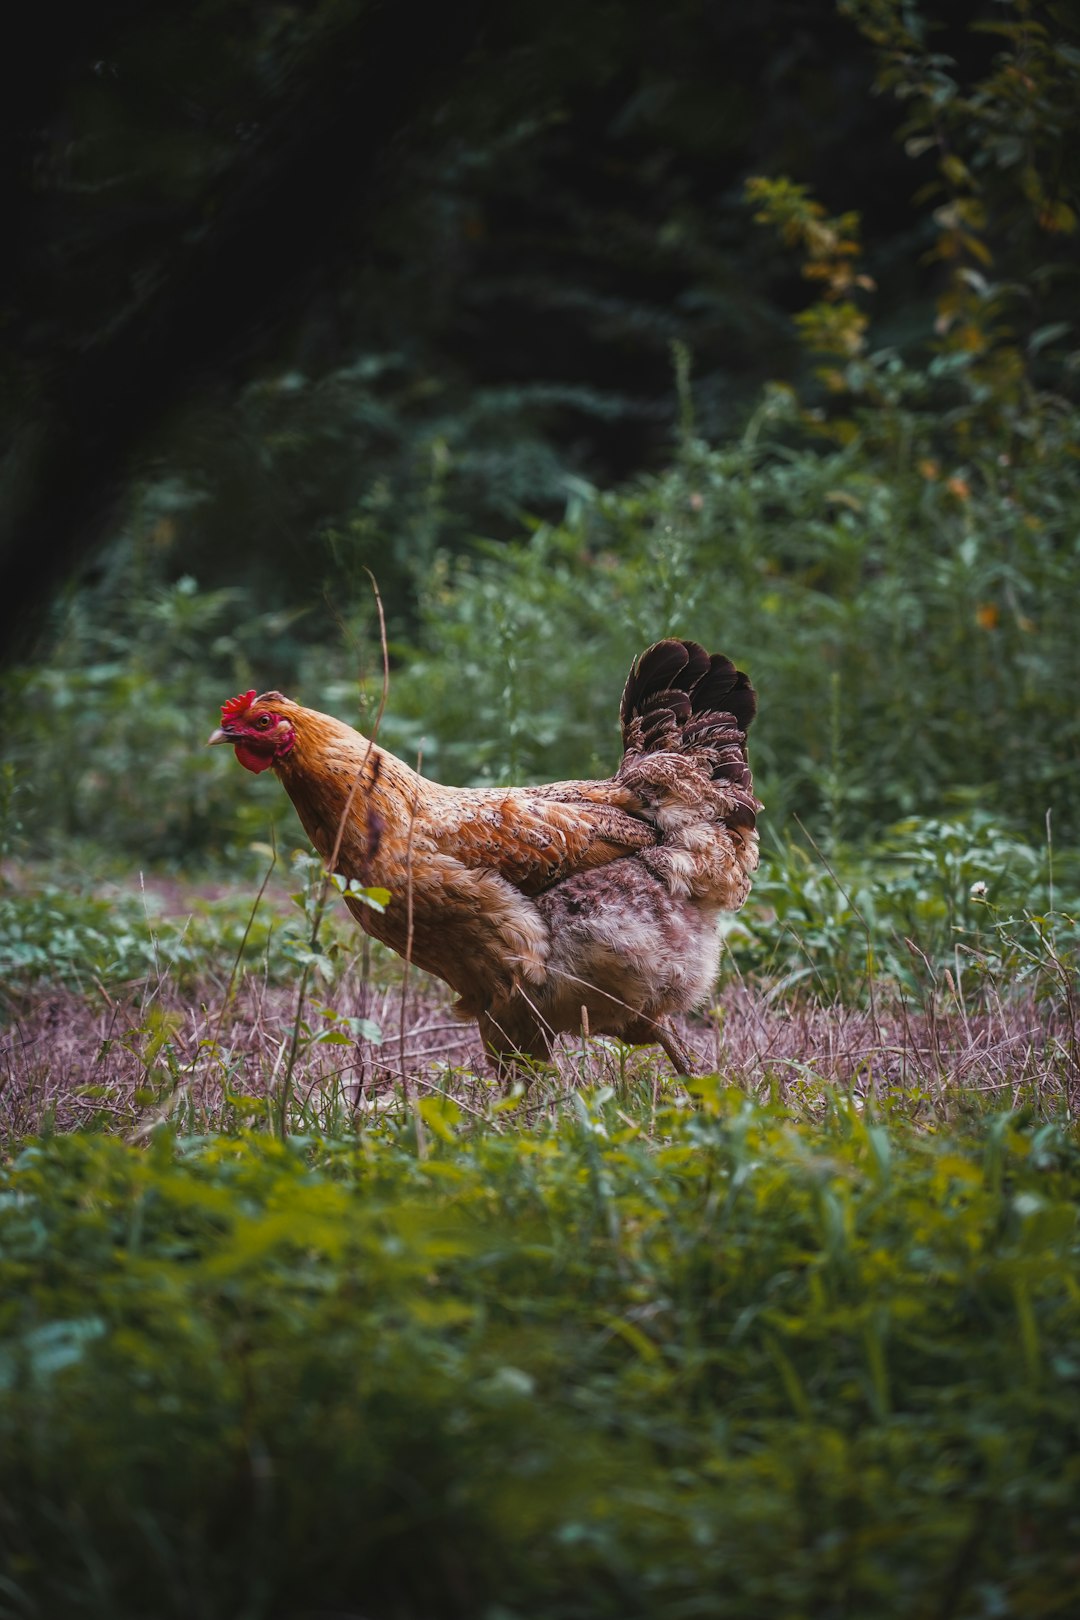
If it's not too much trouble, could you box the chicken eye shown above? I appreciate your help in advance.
[255,715,273,730]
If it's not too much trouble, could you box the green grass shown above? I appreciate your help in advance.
[0,849,367,995]
[1,1090,1078,1619]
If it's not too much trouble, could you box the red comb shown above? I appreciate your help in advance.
[221,689,257,720]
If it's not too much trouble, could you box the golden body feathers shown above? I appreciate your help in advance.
[211,640,759,1073]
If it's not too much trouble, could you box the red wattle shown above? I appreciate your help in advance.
[234,741,275,775]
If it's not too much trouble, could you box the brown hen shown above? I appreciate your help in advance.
[209,639,759,1076]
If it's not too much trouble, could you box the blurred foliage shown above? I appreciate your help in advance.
[3,373,1079,862]
[0,850,368,997]
[734,813,1080,1008]
[9,0,1068,639]
[1,1097,1078,1617]
[3,1,1076,859]
[386,411,1080,841]
[752,0,1080,451]
[0,0,946,635]
[1,554,300,860]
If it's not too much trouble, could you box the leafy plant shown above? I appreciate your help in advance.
[0,1097,1077,1618]
[735,813,1080,1006]
[0,849,373,995]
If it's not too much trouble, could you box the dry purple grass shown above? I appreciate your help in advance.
[2,960,1076,1140]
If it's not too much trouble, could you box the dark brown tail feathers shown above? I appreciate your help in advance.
[619,639,756,777]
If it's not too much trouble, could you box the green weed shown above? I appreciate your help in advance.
[0,1098,1077,1618]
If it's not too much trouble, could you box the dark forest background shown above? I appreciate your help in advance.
[2,0,1079,861]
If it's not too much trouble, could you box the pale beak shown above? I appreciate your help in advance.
[206,727,231,746]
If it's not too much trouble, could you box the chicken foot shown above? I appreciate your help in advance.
[482,1000,696,1089]
[618,1016,696,1076]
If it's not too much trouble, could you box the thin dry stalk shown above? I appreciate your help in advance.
[398,756,426,1159]
[278,571,391,1140]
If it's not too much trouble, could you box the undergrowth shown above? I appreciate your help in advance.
[1,1091,1078,1619]
[2,804,1077,1620]
[4,814,1076,1018]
